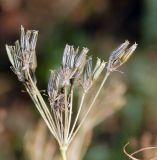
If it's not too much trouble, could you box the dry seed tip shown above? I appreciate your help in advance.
[122,42,137,62]
[93,61,106,81]
[107,41,137,73]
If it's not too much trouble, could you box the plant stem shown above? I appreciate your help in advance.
[68,92,86,141]
[28,73,54,126]
[60,146,67,160]
[67,88,74,140]
[64,86,68,144]
[26,72,61,145]
[69,72,110,143]
[25,84,61,144]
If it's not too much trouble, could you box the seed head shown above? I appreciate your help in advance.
[81,57,93,91]
[48,70,69,111]
[107,40,137,72]
[93,58,106,81]
[48,70,60,107]
[81,57,106,92]
[6,26,38,83]
[75,47,88,68]
[61,45,78,85]
[6,42,25,82]
[61,45,88,86]
[20,25,38,52]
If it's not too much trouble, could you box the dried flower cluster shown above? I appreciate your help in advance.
[6,26,38,83]
[6,26,137,160]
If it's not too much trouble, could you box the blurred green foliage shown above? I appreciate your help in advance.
[37,22,92,85]
[142,0,157,45]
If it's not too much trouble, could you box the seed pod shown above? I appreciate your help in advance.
[62,44,70,67]
[21,25,25,50]
[75,47,88,68]
[93,58,101,74]
[48,70,60,107]
[83,57,92,83]
[6,45,14,67]
[93,60,106,81]
[107,40,137,72]
[122,43,137,63]
[30,31,38,51]
[25,30,31,51]
[81,57,106,92]
[110,40,130,60]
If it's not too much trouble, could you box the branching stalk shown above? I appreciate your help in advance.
[28,73,56,129]
[25,84,61,144]
[69,72,110,143]
[6,28,137,160]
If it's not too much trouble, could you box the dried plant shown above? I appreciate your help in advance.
[6,26,137,160]
[124,133,157,160]
[67,76,126,160]
[23,77,126,160]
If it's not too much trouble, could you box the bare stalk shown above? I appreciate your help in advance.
[64,86,69,145]
[60,146,67,160]
[68,92,86,141]
[28,73,55,127]
[27,72,61,144]
[69,72,110,143]
[25,84,61,145]
[67,88,74,140]
[52,108,63,143]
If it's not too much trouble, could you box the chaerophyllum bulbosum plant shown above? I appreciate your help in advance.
[6,26,137,160]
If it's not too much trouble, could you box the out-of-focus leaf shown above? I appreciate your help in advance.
[85,145,111,160]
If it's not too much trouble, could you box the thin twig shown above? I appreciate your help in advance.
[68,92,86,141]
[123,142,157,160]
[67,88,74,141]
[123,143,139,160]
[25,84,61,145]
[64,86,69,145]
[69,72,110,143]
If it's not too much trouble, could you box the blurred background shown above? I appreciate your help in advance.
[1,0,157,160]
